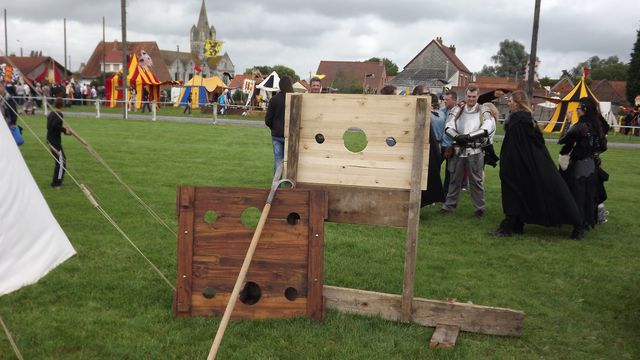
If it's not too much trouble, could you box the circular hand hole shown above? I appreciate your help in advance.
[203,210,218,224]
[385,137,397,147]
[284,287,299,301]
[343,127,367,153]
[239,281,262,305]
[202,286,216,299]
[241,207,261,229]
[315,133,325,144]
[286,212,300,225]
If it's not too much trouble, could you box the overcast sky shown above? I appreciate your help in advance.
[2,1,639,79]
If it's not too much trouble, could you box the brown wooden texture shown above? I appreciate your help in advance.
[285,93,302,182]
[401,97,429,322]
[307,190,328,319]
[429,324,460,349]
[323,286,525,337]
[174,187,326,320]
[285,93,430,190]
[296,184,410,227]
[175,186,195,316]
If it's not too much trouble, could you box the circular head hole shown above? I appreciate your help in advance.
[203,210,218,224]
[315,133,325,144]
[202,286,216,299]
[239,281,261,305]
[286,212,301,225]
[385,137,397,147]
[284,287,299,301]
[343,128,368,153]
[240,207,261,229]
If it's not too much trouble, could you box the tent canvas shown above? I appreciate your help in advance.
[175,75,226,109]
[599,102,618,127]
[105,53,166,109]
[293,81,308,93]
[256,71,280,92]
[543,76,599,133]
[0,114,76,296]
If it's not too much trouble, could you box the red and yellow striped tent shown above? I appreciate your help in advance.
[105,54,167,108]
[543,74,599,133]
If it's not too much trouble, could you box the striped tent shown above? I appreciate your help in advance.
[105,53,164,108]
[175,75,226,109]
[543,76,598,133]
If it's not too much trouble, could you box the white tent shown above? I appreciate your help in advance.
[256,71,280,92]
[0,115,76,296]
[293,81,308,93]
[599,102,618,127]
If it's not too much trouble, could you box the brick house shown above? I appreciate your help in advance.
[315,60,386,93]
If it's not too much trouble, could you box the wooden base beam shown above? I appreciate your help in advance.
[323,285,524,337]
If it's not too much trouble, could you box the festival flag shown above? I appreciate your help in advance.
[194,64,203,73]
[203,39,223,58]
[312,73,326,79]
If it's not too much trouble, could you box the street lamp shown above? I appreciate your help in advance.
[16,39,22,56]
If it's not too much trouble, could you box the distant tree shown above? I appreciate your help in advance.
[570,55,629,81]
[243,65,299,82]
[367,57,399,76]
[538,76,557,87]
[271,65,300,82]
[627,27,640,103]
[243,65,272,75]
[483,39,529,78]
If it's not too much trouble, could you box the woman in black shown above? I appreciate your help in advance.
[47,97,72,188]
[491,91,581,238]
[558,97,609,237]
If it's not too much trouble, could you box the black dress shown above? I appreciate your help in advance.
[558,118,607,229]
[498,111,581,230]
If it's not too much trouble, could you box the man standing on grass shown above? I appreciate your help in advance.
[441,84,495,218]
[47,97,73,189]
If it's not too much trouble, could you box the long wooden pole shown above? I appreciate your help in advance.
[207,162,286,360]
[527,0,541,98]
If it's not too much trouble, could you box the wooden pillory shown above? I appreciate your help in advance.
[284,93,524,345]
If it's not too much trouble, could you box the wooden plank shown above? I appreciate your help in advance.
[175,185,195,316]
[323,286,525,336]
[286,94,302,182]
[307,190,327,319]
[296,184,409,227]
[429,324,460,349]
[402,97,429,322]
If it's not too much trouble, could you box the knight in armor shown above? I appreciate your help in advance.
[440,84,496,217]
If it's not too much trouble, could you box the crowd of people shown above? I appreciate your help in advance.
[263,81,611,240]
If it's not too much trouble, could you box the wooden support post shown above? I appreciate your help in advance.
[286,94,302,182]
[429,324,460,349]
[307,190,328,319]
[401,97,428,322]
[174,185,195,316]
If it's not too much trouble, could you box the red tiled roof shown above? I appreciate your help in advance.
[404,39,471,75]
[227,74,263,88]
[315,60,386,92]
[0,56,71,81]
[551,78,574,97]
[298,79,310,91]
[591,79,627,102]
[81,41,172,82]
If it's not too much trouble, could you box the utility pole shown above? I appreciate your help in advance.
[102,16,106,86]
[527,0,541,98]
[4,9,7,56]
[64,18,67,77]
[121,0,128,119]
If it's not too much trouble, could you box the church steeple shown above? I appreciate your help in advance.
[191,0,216,55]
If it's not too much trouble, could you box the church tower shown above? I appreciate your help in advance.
[190,0,217,57]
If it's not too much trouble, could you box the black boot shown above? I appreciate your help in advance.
[569,225,585,240]
[489,218,514,237]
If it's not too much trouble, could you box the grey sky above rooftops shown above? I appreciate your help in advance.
[3,1,639,79]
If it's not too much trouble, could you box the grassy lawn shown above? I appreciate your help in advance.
[1,115,639,359]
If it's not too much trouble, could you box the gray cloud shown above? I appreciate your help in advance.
[3,1,639,79]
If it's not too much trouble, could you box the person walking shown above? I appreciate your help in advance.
[490,91,581,238]
[265,76,293,173]
[47,97,73,189]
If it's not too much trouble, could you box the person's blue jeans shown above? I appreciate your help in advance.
[271,136,285,174]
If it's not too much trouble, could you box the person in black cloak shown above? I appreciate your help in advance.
[409,86,445,206]
[490,90,582,238]
[558,96,609,236]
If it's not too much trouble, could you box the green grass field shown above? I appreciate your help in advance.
[1,114,639,359]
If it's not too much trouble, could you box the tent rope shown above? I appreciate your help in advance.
[0,314,24,360]
[0,96,175,292]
